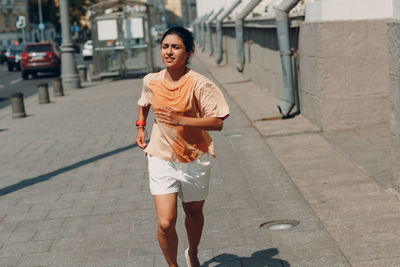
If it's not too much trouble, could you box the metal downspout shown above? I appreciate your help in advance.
[192,17,200,42]
[216,0,242,65]
[235,0,262,72]
[194,14,207,44]
[201,11,214,51]
[206,7,224,56]
[275,0,301,117]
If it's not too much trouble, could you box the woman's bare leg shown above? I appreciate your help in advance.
[182,200,205,267]
[154,193,179,267]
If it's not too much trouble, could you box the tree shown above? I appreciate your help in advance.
[28,0,101,32]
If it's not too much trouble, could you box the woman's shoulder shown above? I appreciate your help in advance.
[144,69,165,83]
[188,70,219,91]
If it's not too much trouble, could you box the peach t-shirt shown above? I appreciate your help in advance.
[137,69,229,163]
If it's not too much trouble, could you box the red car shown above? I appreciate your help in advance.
[21,41,61,79]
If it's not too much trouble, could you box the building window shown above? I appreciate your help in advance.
[7,39,12,45]
[5,14,9,28]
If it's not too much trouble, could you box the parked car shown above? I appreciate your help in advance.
[82,40,93,60]
[21,41,61,80]
[0,46,8,65]
[6,45,23,71]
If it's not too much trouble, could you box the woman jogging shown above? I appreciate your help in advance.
[136,26,229,267]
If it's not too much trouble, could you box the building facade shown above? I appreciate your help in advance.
[0,0,29,45]
[194,0,400,188]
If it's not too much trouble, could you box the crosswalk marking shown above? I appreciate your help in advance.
[10,78,22,85]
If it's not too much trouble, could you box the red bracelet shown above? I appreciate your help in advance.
[136,120,146,127]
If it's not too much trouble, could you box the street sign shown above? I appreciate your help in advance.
[70,25,80,33]
[38,23,45,30]
[16,16,26,29]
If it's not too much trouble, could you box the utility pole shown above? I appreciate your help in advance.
[38,0,44,41]
[59,0,80,89]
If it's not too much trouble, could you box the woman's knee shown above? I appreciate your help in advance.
[183,201,204,216]
[158,217,177,233]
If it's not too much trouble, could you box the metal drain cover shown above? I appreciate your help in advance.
[260,220,300,230]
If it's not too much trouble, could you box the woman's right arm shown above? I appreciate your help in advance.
[136,105,151,149]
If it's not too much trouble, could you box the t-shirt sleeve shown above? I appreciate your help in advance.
[137,74,152,107]
[197,82,230,120]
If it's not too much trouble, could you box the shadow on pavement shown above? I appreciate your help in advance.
[201,248,289,267]
[0,142,143,196]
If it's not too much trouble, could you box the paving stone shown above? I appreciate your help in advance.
[0,255,20,267]
[13,218,65,232]
[0,240,52,256]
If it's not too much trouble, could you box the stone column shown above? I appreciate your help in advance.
[388,20,400,188]
[59,0,80,89]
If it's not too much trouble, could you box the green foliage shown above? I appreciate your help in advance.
[28,0,101,31]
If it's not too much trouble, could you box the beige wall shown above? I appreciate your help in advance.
[388,21,400,187]
[299,20,390,131]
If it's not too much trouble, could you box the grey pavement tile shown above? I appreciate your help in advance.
[80,180,122,192]
[101,186,144,197]
[0,222,19,234]
[0,240,52,256]
[92,202,136,215]
[53,256,155,267]
[201,228,248,249]
[2,210,49,224]
[47,207,94,220]
[50,233,133,253]
[0,255,20,267]
[82,221,135,236]
[30,200,76,212]
[277,246,350,267]
[344,244,400,263]
[15,251,90,266]
[351,257,400,267]
[270,229,338,251]
[13,218,65,232]
[17,194,61,206]
[58,191,101,202]
[33,227,83,241]
[74,195,117,208]
[0,231,35,244]
[134,199,156,211]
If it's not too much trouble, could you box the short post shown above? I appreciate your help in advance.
[88,64,94,82]
[77,65,87,83]
[52,78,64,96]
[10,92,26,118]
[37,83,50,104]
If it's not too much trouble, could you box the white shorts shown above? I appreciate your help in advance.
[147,153,212,203]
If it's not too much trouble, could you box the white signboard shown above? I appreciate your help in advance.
[16,16,26,29]
[124,17,144,39]
[97,19,118,41]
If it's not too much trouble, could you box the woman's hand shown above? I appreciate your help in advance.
[154,106,182,126]
[136,128,147,149]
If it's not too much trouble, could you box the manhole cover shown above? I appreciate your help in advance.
[259,220,299,230]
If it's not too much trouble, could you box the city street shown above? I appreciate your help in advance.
[0,53,91,109]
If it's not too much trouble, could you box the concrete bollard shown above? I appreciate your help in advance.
[88,64,94,82]
[77,65,87,83]
[37,83,50,104]
[52,78,64,96]
[10,92,26,118]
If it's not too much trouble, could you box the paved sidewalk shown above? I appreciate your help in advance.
[0,50,398,267]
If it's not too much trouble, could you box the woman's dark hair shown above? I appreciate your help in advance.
[161,26,195,53]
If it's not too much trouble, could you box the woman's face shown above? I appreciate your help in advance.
[161,34,191,70]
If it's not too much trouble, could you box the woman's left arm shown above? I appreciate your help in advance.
[154,106,223,131]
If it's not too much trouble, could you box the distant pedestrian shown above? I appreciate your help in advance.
[136,26,229,267]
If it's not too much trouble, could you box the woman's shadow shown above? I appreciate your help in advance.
[201,248,289,267]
